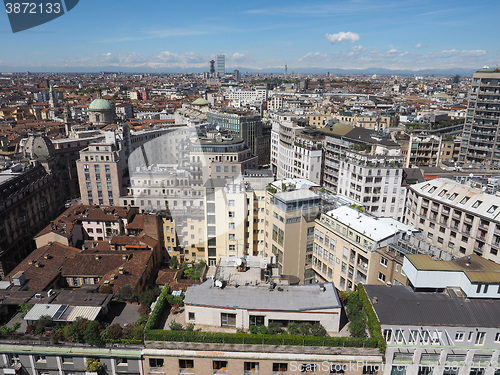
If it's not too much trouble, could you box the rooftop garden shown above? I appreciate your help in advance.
[144,283,385,351]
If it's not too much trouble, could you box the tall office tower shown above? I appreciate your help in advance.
[459,68,500,167]
[216,54,225,76]
[209,60,215,74]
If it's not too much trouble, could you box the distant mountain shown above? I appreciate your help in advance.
[0,64,477,76]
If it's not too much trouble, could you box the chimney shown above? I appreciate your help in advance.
[118,267,125,275]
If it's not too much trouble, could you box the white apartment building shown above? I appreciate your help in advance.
[224,86,268,107]
[270,113,323,184]
[204,173,273,266]
[337,150,406,220]
[405,178,500,264]
[312,206,416,290]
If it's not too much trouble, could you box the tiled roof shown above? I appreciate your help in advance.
[4,242,81,291]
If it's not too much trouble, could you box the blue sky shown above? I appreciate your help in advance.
[0,0,499,72]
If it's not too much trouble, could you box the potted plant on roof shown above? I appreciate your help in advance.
[85,358,103,375]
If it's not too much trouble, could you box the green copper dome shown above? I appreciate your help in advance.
[192,97,209,106]
[89,98,112,110]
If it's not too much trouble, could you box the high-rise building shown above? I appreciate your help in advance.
[216,54,225,76]
[459,68,500,166]
[209,60,215,74]
[207,110,270,166]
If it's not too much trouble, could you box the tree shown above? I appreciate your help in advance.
[311,323,327,337]
[86,358,103,372]
[84,321,103,346]
[139,290,155,311]
[108,323,122,339]
[118,284,133,300]
[35,315,52,335]
[67,317,89,342]
[170,256,179,269]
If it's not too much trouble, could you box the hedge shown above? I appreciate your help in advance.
[357,283,386,353]
[145,285,171,331]
[145,329,378,348]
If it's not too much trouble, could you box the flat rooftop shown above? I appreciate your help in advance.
[406,254,500,284]
[324,206,406,242]
[365,285,500,328]
[185,281,341,311]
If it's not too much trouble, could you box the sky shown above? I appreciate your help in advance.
[0,0,499,73]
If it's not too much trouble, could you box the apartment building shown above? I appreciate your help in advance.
[460,68,500,167]
[312,206,416,290]
[0,162,61,277]
[264,184,321,283]
[76,143,123,206]
[405,178,500,263]
[207,109,270,165]
[321,123,401,193]
[204,179,248,266]
[400,134,443,167]
[270,113,324,184]
[337,150,406,220]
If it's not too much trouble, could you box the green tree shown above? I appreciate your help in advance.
[84,321,103,346]
[311,323,327,337]
[35,315,52,334]
[170,256,179,269]
[118,284,133,300]
[67,317,89,342]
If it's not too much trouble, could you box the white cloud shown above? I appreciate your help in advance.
[325,31,360,44]
[348,45,364,56]
[387,48,399,54]
[414,43,422,49]
[299,52,328,61]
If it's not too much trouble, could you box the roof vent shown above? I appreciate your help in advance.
[95,255,101,260]
[118,267,125,274]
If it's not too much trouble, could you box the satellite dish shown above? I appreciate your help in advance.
[215,280,223,288]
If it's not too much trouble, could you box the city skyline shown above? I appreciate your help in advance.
[0,0,499,73]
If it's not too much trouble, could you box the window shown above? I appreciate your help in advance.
[229,234,235,240]
[475,331,486,345]
[244,362,259,373]
[228,222,235,229]
[221,313,236,327]
[273,363,288,373]
[380,257,388,267]
[363,366,378,375]
[472,200,482,208]
[378,272,386,282]
[188,312,195,321]
[455,331,464,341]
[149,358,164,368]
[300,363,318,373]
[249,315,264,326]
[488,205,498,213]
[228,211,235,218]
[213,360,228,373]
[35,355,46,362]
[179,359,194,372]
[116,358,128,366]
[229,245,235,252]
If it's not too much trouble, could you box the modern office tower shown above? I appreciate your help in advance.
[216,54,225,76]
[337,150,406,220]
[270,113,323,184]
[460,68,500,167]
[405,178,500,264]
[264,181,322,283]
[207,110,270,166]
[76,143,123,206]
[312,206,416,290]
[209,59,215,74]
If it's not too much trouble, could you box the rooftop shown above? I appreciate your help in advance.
[405,254,500,284]
[185,281,341,312]
[323,206,409,242]
[365,284,500,328]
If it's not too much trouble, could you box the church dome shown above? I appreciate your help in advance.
[192,97,209,106]
[89,98,112,110]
